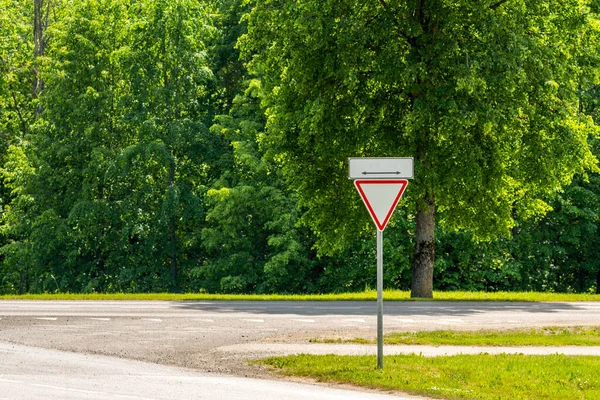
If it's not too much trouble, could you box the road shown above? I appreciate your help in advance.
[0,341,417,400]
[1,300,599,398]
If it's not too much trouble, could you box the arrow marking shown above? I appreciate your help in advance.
[362,171,401,175]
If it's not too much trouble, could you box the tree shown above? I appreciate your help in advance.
[0,0,41,293]
[1,0,222,293]
[201,79,322,293]
[113,0,221,289]
[0,0,35,143]
[33,0,53,104]
[241,0,600,297]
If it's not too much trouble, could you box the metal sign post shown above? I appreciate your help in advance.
[349,158,413,369]
[376,228,384,369]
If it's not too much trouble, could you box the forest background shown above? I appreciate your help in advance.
[0,0,599,296]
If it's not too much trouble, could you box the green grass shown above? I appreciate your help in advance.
[259,353,600,399]
[1,290,600,301]
[314,326,600,346]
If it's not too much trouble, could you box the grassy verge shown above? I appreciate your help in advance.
[313,326,600,347]
[259,354,600,399]
[1,290,600,301]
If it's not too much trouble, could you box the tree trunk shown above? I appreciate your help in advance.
[33,0,44,96]
[169,218,177,282]
[596,270,600,295]
[33,0,50,112]
[411,190,435,298]
[19,266,24,295]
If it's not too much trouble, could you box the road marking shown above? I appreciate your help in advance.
[142,318,162,322]
[114,395,157,400]
[435,318,464,324]
[66,388,102,395]
[31,383,67,389]
[344,318,366,323]
[89,317,111,321]
[242,319,264,323]
[395,318,416,323]
[193,319,214,323]
[292,319,315,323]
[120,305,169,309]
[35,317,57,321]
[491,319,520,324]
[29,383,155,399]
[0,378,22,384]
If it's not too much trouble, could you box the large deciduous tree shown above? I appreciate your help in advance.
[241,0,600,297]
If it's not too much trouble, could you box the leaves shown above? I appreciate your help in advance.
[243,0,600,248]
[0,0,599,295]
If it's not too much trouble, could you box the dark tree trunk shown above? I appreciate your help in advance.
[169,219,177,282]
[411,190,435,298]
[19,266,24,295]
[33,0,50,112]
[576,269,586,293]
[596,270,600,295]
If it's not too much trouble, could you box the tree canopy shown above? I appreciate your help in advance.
[241,0,600,296]
[0,0,598,296]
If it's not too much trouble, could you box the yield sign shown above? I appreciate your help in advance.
[354,179,408,231]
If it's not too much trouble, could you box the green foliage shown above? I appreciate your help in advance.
[0,0,34,146]
[199,80,318,294]
[241,0,599,250]
[0,0,599,295]
[0,0,224,293]
[434,157,600,293]
[512,172,600,292]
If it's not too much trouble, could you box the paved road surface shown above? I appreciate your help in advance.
[0,342,418,400]
[1,300,600,398]
[2,300,599,328]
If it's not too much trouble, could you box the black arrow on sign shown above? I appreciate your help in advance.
[362,171,402,175]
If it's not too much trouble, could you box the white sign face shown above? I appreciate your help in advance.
[348,157,414,179]
[354,179,408,231]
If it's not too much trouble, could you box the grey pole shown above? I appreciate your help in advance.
[376,228,383,369]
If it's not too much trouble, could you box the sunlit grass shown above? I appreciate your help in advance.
[1,290,600,301]
[313,326,600,346]
[260,354,600,399]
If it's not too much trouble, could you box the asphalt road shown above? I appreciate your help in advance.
[1,300,600,341]
[1,300,600,398]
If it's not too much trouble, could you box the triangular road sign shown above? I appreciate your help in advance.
[354,179,408,231]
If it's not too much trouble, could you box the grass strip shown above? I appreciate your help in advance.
[314,326,600,347]
[1,291,600,302]
[260,353,600,400]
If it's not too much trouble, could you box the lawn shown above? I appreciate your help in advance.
[314,326,600,346]
[260,353,600,399]
[1,290,600,302]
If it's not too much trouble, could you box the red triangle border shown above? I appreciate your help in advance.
[354,179,409,231]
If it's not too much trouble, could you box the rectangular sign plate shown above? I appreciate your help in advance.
[348,157,414,179]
